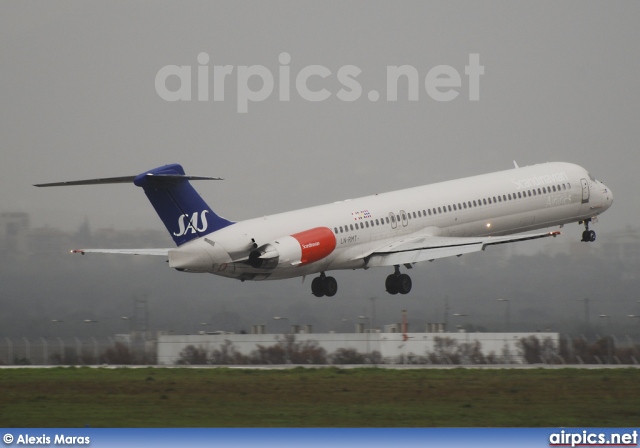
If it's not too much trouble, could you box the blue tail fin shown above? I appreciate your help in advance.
[133,164,234,246]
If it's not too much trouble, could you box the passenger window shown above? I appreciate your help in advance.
[428,209,432,216]
[334,227,338,234]
[365,221,369,228]
[463,202,467,209]
[448,205,452,212]
[413,212,417,219]
[350,224,354,231]
[453,204,457,211]
[483,199,487,205]
[473,200,477,207]
[385,218,389,224]
[339,226,343,233]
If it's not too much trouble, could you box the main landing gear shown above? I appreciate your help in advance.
[311,272,338,297]
[386,265,412,295]
[311,267,413,297]
[580,219,596,243]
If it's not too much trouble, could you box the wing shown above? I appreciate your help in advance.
[71,248,171,256]
[363,231,561,267]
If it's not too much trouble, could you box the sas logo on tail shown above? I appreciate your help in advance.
[174,210,209,236]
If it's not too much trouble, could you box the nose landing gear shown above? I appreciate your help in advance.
[581,219,596,242]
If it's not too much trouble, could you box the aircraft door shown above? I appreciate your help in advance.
[400,210,408,227]
[580,178,590,204]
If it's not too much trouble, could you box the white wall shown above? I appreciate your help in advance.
[157,332,559,365]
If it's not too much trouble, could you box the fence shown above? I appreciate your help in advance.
[0,336,156,365]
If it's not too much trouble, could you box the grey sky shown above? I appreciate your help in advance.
[2,3,640,339]
[2,2,638,234]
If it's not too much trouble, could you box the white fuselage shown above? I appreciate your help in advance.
[168,162,613,280]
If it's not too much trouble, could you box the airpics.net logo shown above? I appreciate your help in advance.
[155,52,484,113]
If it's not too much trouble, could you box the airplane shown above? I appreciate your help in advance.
[35,161,613,296]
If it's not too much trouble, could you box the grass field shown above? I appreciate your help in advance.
[1,367,639,427]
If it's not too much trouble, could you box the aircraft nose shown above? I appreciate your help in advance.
[603,184,613,206]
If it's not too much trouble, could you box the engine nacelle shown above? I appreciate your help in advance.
[248,227,336,269]
[168,239,232,272]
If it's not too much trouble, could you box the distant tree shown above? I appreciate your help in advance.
[517,336,558,364]
[251,343,287,364]
[458,341,486,364]
[250,335,327,364]
[101,342,134,365]
[176,345,208,365]
[289,339,327,364]
[209,340,250,365]
[517,336,541,364]
[13,356,31,365]
[329,348,367,364]
[429,337,460,364]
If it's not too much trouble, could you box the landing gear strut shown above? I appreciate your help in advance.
[385,265,412,295]
[311,272,337,297]
[581,219,596,242]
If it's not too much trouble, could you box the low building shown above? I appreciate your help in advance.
[157,331,559,365]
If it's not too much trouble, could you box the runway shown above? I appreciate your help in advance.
[1,363,639,369]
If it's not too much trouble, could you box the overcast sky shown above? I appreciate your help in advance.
[2,2,640,338]
[2,1,638,234]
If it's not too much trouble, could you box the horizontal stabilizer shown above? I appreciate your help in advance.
[34,174,222,187]
[35,164,234,246]
[71,248,171,256]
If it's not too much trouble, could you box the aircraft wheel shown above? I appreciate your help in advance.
[589,230,596,242]
[385,274,399,295]
[397,274,412,295]
[311,277,325,297]
[323,276,338,297]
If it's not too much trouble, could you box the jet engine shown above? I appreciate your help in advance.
[248,227,336,269]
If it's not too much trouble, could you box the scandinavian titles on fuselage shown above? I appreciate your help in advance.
[511,172,569,190]
[546,194,573,208]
